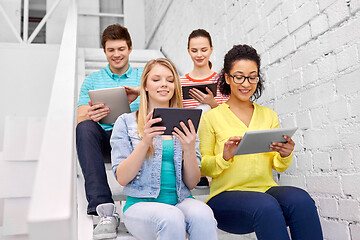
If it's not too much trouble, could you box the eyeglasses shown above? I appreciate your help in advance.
[227,74,259,84]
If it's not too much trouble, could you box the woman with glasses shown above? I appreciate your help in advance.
[198,45,323,240]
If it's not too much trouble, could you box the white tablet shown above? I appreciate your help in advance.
[88,87,130,124]
[234,127,298,155]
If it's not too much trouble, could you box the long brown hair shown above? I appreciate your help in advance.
[187,29,213,69]
[137,58,183,157]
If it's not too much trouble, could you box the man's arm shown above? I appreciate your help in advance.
[77,105,90,124]
[76,102,110,125]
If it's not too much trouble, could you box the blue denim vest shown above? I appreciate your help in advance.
[110,111,201,202]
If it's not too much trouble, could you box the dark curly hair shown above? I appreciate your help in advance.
[218,44,264,101]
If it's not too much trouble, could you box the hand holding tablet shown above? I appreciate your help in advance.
[182,83,217,100]
[88,87,131,124]
[233,127,298,156]
[152,108,202,135]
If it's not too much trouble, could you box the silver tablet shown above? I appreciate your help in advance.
[88,87,130,124]
[234,127,298,155]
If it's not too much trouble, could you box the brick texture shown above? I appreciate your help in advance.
[145,1,360,238]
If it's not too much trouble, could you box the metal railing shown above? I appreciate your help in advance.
[0,0,63,44]
[27,0,78,239]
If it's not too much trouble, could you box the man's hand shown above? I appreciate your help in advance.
[123,86,140,104]
[87,101,110,122]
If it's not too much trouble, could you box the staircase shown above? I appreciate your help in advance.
[0,117,44,238]
[76,48,257,240]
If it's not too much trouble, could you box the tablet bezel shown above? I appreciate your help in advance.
[234,127,298,155]
[182,83,218,100]
[88,87,131,124]
[152,108,202,135]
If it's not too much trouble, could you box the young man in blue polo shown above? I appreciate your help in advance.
[76,24,142,239]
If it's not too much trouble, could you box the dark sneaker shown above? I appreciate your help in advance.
[195,176,209,189]
[93,203,119,240]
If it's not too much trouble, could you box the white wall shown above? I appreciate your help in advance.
[124,0,145,49]
[77,0,100,48]
[0,0,21,43]
[0,43,59,152]
[145,1,360,239]
[46,0,69,44]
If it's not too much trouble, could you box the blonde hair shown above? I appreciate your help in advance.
[137,58,183,157]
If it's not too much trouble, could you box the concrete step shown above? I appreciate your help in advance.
[2,116,45,161]
[80,47,164,81]
[83,48,164,63]
[2,197,30,236]
[85,62,146,76]
[0,161,37,198]
[77,170,95,240]
[114,224,256,240]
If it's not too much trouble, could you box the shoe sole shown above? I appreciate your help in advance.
[93,232,117,240]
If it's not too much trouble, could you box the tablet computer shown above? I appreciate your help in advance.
[152,108,202,135]
[88,87,130,124]
[182,83,217,100]
[234,127,298,155]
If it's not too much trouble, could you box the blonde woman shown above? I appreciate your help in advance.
[110,58,217,240]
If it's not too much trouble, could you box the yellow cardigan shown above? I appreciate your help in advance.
[199,103,293,202]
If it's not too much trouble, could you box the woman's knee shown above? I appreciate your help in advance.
[280,187,315,209]
[190,202,217,226]
[255,194,283,219]
[159,207,186,230]
[289,188,317,213]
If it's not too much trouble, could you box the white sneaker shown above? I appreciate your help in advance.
[93,203,120,240]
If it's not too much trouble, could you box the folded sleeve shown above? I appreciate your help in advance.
[110,115,132,176]
[198,115,233,178]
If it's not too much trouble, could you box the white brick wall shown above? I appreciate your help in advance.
[145,0,360,239]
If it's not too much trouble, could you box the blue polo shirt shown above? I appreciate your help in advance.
[78,64,143,131]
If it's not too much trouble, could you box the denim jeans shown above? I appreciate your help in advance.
[123,198,218,240]
[76,120,114,215]
[207,186,323,240]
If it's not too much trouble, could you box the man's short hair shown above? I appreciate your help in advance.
[101,24,132,49]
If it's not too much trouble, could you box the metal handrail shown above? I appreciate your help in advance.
[0,2,23,43]
[27,0,63,43]
[27,0,78,239]
[0,0,63,43]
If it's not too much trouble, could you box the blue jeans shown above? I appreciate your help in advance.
[123,198,218,240]
[76,120,114,215]
[207,186,323,240]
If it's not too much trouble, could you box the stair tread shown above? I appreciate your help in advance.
[115,224,256,240]
[83,48,164,62]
